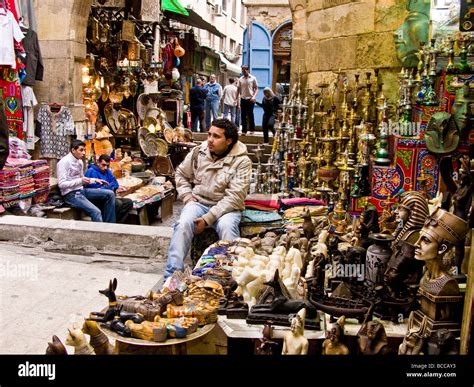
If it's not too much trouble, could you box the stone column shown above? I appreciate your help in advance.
[34,0,93,121]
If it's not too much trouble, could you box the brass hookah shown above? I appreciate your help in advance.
[316,105,340,197]
[374,89,391,166]
[328,199,350,235]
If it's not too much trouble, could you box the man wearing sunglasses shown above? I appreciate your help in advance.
[84,154,133,224]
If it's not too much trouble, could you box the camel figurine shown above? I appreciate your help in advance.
[65,323,95,355]
[82,320,116,355]
[45,335,68,355]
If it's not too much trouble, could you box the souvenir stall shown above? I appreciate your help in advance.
[150,13,473,354]
[0,0,51,213]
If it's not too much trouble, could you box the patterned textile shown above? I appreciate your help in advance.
[371,138,439,212]
[242,209,282,224]
[0,66,23,138]
[37,104,74,159]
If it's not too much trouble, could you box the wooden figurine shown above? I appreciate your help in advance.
[65,323,95,355]
[322,316,349,355]
[88,278,144,323]
[301,207,315,240]
[45,335,68,355]
[82,320,116,355]
[255,322,278,355]
[282,308,309,355]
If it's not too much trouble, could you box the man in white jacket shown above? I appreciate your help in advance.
[164,119,252,279]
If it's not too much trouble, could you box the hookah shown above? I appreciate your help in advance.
[422,38,440,106]
[374,94,391,166]
[255,144,264,194]
[457,34,472,74]
[445,36,456,74]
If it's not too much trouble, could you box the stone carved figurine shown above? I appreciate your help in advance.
[384,191,430,297]
[301,207,315,240]
[394,0,430,68]
[424,112,459,154]
[399,311,428,355]
[65,323,95,355]
[357,320,389,355]
[426,329,458,355]
[282,308,309,355]
[82,320,116,355]
[45,335,68,355]
[322,316,349,355]
[414,207,469,297]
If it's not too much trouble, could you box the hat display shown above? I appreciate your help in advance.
[420,207,469,245]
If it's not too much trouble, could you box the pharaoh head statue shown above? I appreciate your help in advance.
[394,191,430,244]
[394,0,431,67]
[451,82,474,132]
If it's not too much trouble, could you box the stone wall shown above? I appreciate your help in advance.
[289,0,406,104]
[34,0,93,121]
[245,0,291,32]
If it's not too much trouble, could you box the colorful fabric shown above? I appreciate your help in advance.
[242,209,282,224]
[371,138,439,212]
[1,66,23,138]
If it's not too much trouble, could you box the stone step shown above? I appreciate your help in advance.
[0,215,172,261]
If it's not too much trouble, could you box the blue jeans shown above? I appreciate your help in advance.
[164,202,241,279]
[205,99,219,129]
[223,104,237,124]
[64,189,116,223]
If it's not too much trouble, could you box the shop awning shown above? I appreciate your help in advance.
[218,53,242,76]
[163,7,224,38]
[161,0,188,16]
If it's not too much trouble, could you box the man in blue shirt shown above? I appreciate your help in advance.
[84,154,133,224]
[204,74,222,130]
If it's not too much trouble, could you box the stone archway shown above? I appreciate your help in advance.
[34,0,93,120]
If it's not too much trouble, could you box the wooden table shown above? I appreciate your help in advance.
[99,323,215,355]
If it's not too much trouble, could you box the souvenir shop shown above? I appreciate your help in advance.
[55,1,474,355]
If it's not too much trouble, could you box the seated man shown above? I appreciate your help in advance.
[57,140,116,223]
[164,118,252,279]
[84,154,133,224]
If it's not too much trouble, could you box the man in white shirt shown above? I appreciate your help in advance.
[237,65,259,135]
[57,140,116,223]
[222,78,238,124]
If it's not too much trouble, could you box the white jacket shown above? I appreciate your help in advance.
[176,141,252,225]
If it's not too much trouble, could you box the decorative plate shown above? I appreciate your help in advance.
[140,133,169,157]
[163,127,174,143]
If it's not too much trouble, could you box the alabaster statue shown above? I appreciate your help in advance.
[282,308,308,355]
[384,191,429,296]
[414,207,469,296]
[322,316,349,355]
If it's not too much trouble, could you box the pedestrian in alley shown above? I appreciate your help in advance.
[256,87,280,144]
[237,65,259,135]
[84,154,134,224]
[204,74,222,130]
[57,140,116,223]
[189,77,207,132]
[164,118,252,279]
[222,77,238,124]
